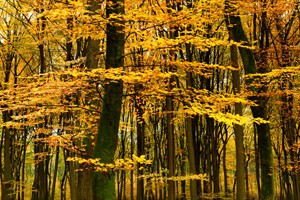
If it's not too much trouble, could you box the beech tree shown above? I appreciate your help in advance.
[92,0,125,198]
[1,0,300,199]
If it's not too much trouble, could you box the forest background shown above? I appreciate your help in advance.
[0,0,300,199]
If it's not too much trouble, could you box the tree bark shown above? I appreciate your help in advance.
[225,0,274,199]
[136,91,145,200]
[230,42,246,200]
[185,42,198,200]
[32,7,49,200]
[92,0,124,198]
[167,94,175,199]
[1,34,15,200]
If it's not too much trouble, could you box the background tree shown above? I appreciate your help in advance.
[1,0,300,199]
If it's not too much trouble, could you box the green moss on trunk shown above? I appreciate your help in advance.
[92,0,124,198]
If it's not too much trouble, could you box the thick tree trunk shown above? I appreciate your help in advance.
[92,0,124,198]
[251,106,274,200]
[69,1,102,199]
[93,81,123,200]
[225,0,274,199]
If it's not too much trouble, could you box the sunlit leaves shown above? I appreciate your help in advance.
[66,154,152,172]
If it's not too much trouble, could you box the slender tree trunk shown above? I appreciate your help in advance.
[2,125,14,200]
[134,46,146,200]
[230,42,246,200]
[32,123,49,200]
[21,128,27,200]
[275,7,299,199]
[185,43,198,200]
[186,114,198,199]
[130,111,134,200]
[32,7,49,199]
[167,94,175,199]
[222,132,228,197]
[136,92,145,200]
[165,2,177,197]
[51,147,59,200]
[1,26,16,200]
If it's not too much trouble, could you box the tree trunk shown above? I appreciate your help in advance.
[32,7,49,200]
[2,125,14,200]
[275,7,299,199]
[186,115,198,199]
[225,0,274,199]
[136,92,145,200]
[230,42,246,200]
[92,0,124,198]
[167,94,175,199]
[51,147,59,200]
[185,43,198,200]
[2,47,15,200]
[75,0,102,199]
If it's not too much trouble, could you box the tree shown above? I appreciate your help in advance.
[2,0,300,199]
[92,0,125,198]
[225,0,274,199]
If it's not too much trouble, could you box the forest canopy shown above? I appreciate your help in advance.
[0,0,300,199]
